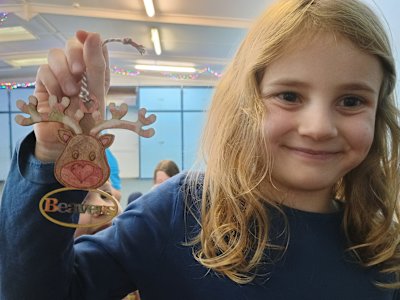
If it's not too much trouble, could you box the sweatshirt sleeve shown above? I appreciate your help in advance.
[0,132,81,299]
[0,131,184,300]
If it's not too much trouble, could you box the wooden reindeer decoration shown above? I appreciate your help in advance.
[15,95,155,189]
[15,38,156,190]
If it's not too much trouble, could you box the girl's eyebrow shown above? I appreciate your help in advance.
[262,79,378,94]
[336,82,378,94]
[260,79,308,95]
[262,79,310,88]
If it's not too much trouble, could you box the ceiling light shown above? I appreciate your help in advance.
[135,59,195,67]
[143,0,155,17]
[134,65,197,73]
[6,57,48,67]
[151,28,162,56]
[0,26,36,42]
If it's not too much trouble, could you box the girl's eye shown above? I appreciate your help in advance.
[277,92,299,103]
[340,96,363,107]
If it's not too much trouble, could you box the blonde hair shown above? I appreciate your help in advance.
[188,0,400,287]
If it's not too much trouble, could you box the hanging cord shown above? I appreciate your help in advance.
[79,38,145,103]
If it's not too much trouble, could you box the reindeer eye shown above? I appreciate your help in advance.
[89,151,96,161]
[72,151,79,159]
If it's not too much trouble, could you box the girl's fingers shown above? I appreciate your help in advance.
[75,30,89,44]
[35,64,62,100]
[103,40,110,94]
[47,48,79,96]
[82,33,107,110]
[38,31,108,117]
[76,30,110,93]
[65,37,85,77]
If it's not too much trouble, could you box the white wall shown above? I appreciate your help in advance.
[106,90,140,178]
[363,0,400,101]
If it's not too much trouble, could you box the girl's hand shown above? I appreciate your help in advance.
[33,31,110,162]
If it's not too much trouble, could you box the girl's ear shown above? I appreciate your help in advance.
[57,129,74,144]
[98,134,115,148]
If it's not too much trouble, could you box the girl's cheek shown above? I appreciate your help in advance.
[263,111,294,139]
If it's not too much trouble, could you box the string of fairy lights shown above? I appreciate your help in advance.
[1,66,223,89]
[0,82,36,90]
[0,12,8,25]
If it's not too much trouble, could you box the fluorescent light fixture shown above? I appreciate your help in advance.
[143,0,155,17]
[0,26,36,42]
[135,59,195,67]
[6,57,48,67]
[151,28,162,55]
[134,64,197,73]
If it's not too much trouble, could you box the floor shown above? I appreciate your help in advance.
[119,178,154,208]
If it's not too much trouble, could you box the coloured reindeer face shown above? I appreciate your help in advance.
[55,129,114,189]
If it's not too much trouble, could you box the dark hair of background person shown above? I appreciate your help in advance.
[153,160,180,183]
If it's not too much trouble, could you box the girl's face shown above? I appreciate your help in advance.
[154,170,170,186]
[260,32,382,212]
[74,181,122,238]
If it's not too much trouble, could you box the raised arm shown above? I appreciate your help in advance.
[0,30,166,299]
[0,31,127,299]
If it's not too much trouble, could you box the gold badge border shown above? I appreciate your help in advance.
[39,187,119,228]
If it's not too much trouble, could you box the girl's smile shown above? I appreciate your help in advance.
[282,145,342,161]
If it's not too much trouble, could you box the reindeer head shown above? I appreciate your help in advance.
[55,129,114,189]
[15,95,156,189]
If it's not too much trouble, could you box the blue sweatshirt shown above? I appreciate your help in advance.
[0,132,398,300]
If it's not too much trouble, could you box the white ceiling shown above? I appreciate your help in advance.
[0,0,399,87]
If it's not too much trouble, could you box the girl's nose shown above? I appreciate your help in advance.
[297,104,338,141]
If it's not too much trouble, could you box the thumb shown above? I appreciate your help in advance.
[82,33,107,117]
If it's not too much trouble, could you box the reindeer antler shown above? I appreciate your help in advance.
[90,103,156,138]
[15,95,84,134]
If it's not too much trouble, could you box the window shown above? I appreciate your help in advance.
[138,86,213,177]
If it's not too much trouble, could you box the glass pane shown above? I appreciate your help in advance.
[138,87,181,111]
[183,112,206,171]
[10,88,35,112]
[183,87,213,111]
[140,112,182,178]
[106,106,140,178]
[0,89,9,112]
[0,113,11,180]
[11,113,33,152]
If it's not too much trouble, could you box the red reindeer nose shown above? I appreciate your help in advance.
[59,160,105,189]
[71,163,95,182]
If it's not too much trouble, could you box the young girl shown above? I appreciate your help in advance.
[1,0,399,299]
